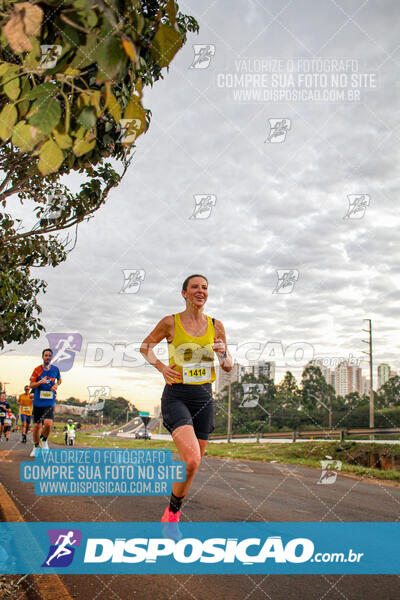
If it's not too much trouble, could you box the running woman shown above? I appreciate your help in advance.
[0,392,10,442]
[140,274,232,528]
[18,386,33,443]
[29,348,62,456]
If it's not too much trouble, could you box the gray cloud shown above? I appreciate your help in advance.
[6,0,400,397]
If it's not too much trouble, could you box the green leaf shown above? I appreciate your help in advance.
[96,35,127,82]
[38,139,64,175]
[68,34,97,69]
[29,98,61,134]
[151,24,183,68]
[52,129,72,149]
[122,99,146,141]
[4,76,20,101]
[73,132,96,157]
[24,82,57,100]
[18,76,32,117]
[166,0,177,27]
[0,63,9,78]
[12,122,43,152]
[77,106,97,129]
[0,104,17,141]
[106,92,121,122]
[22,38,41,69]
[86,10,98,27]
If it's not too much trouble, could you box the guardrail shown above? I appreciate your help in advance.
[209,427,400,443]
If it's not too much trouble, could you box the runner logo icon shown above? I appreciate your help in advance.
[265,119,291,143]
[189,45,215,69]
[46,333,83,371]
[42,529,82,567]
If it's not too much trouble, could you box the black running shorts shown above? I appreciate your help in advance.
[33,405,54,423]
[161,383,214,440]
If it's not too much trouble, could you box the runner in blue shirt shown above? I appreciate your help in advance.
[29,348,62,456]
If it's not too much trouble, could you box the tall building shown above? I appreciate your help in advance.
[215,362,240,395]
[334,361,362,396]
[377,363,396,389]
[215,360,276,395]
[361,376,370,396]
[238,360,275,382]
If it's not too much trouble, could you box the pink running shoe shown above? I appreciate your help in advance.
[161,507,182,541]
[161,507,181,522]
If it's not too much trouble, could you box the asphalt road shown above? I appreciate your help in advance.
[1,433,399,600]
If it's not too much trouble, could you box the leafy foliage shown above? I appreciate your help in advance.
[0,1,199,347]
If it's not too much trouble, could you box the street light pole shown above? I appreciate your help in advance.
[227,380,232,443]
[362,319,374,440]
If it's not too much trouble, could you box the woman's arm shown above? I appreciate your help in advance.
[213,319,233,372]
[140,316,182,385]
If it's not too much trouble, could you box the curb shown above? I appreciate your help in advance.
[0,482,74,600]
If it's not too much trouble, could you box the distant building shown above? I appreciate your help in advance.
[215,362,240,395]
[54,404,83,415]
[334,361,362,396]
[361,376,370,396]
[377,363,397,389]
[238,360,275,382]
[153,405,161,417]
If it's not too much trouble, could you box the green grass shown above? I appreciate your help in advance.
[50,432,400,483]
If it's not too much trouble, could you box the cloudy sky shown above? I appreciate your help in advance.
[2,0,399,413]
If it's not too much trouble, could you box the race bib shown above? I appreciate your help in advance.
[0,411,5,417]
[22,406,31,412]
[183,363,211,384]
[40,391,53,400]
[4,418,11,425]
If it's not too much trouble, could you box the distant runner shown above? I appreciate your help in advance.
[3,410,15,441]
[29,348,62,456]
[18,385,33,443]
[0,392,10,442]
[140,274,232,537]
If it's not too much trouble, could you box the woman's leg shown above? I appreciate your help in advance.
[198,438,208,457]
[171,424,203,498]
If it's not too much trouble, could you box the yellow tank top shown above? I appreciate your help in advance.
[168,313,216,385]
[19,393,33,415]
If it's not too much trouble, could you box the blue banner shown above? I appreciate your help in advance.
[1,522,398,574]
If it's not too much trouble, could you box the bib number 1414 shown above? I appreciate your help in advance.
[183,364,211,383]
